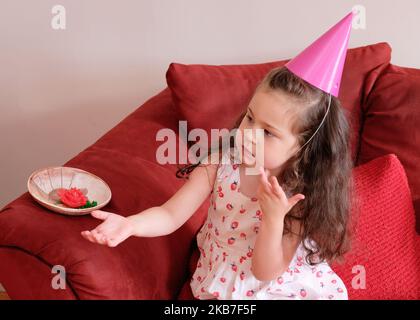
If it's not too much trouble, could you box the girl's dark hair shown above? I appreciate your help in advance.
[176,66,356,266]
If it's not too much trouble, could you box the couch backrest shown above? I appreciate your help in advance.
[166,42,392,163]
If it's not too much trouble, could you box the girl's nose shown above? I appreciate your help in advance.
[242,129,257,156]
[243,128,255,145]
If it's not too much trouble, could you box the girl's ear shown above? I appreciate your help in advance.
[291,135,303,156]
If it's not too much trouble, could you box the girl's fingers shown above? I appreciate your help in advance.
[259,167,270,184]
[81,230,90,241]
[95,224,106,234]
[81,230,97,243]
[90,229,100,240]
[106,229,128,247]
[106,238,114,247]
[91,210,111,221]
[91,230,107,245]
[100,234,108,244]
[270,176,287,201]
[288,194,305,208]
[270,176,280,195]
[259,167,272,194]
[106,237,119,248]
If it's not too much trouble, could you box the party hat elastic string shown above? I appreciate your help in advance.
[296,93,332,153]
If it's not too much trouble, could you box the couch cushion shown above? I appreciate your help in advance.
[178,154,420,300]
[331,154,419,300]
[357,64,420,233]
[0,247,77,299]
[0,88,209,299]
[166,42,392,162]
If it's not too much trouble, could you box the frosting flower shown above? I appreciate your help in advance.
[57,187,88,208]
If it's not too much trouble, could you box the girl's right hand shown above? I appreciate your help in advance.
[81,210,134,247]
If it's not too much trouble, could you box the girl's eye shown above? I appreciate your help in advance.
[246,115,275,137]
[264,129,274,137]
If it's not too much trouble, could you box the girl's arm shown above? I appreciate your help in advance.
[251,167,304,281]
[81,158,218,247]
[251,219,298,281]
[130,161,218,236]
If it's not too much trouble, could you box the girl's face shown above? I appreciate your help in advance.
[235,87,301,176]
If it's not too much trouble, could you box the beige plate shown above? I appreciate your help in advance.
[27,166,112,216]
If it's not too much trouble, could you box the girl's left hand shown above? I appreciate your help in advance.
[257,166,305,226]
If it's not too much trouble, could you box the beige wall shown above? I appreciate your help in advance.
[1,0,419,209]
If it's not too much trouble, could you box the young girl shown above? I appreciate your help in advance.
[81,12,356,299]
[81,65,353,300]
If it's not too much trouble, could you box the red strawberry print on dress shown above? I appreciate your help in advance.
[246,290,254,297]
[231,263,238,272]
[222,252,228,262]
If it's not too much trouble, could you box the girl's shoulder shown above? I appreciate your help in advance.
[215,147,237,181]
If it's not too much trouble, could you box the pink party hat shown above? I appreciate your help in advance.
[285,11,354,97]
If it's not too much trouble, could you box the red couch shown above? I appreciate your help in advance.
[1,42,419,300]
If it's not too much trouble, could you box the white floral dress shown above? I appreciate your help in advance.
[190,148,348,300]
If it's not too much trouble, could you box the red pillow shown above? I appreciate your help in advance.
[357,64,420,233]
[331,154,420,300]
[166,42,392,161]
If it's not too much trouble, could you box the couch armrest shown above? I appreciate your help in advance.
[0,87,209,299]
